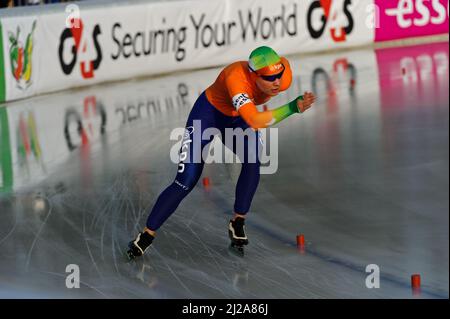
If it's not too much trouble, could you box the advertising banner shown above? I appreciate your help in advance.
[0,16,39,101]
[2,0,447,103]
[375,0,449,42]
[299,0,375,52]
[0,0,374,102]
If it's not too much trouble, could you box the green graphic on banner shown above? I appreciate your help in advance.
[9,20,36,91]
[0,108,13,193]
[0,22,5,102]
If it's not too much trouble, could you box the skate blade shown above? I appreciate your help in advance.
[125,249,137,262]
[228,231,249,246]
[229,243,244,257]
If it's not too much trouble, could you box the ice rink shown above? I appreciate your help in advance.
[0,40,448,298]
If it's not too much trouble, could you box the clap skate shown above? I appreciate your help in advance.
[126,231,154,261]
[228,217,249,257]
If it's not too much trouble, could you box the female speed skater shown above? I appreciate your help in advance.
[127,46,316,259]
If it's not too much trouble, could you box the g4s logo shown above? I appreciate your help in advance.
[58,19,102,79]
[307,0,354,42]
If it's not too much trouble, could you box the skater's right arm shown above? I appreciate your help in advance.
[237,94,311,129]
[233,93,315,129]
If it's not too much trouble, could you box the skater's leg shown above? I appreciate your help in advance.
[233,160,260,216]
[145,93,219,232]
[127,92,222,259]
[127,92,231,259]
[128,141,207,260]
[229,117,262,217]
[225,117,262,251]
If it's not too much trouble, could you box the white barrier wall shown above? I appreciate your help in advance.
[0,0,375,102]
[0,0,448,103]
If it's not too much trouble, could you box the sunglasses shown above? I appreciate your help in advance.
[259,64,285,82]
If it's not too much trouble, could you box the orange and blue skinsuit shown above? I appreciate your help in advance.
[146,58,303,231]
[206,57,299,128]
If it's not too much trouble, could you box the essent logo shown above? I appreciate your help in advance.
[58,18,102,79]
[273,63,283,71]
[232,93,251,110]
[385,0,448,28]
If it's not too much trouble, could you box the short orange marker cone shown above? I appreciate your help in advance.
[202,177,210,187]
[411,274,421,296]
[296,234,305,247]
[411,274,421,288]
[296,234,306,254]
